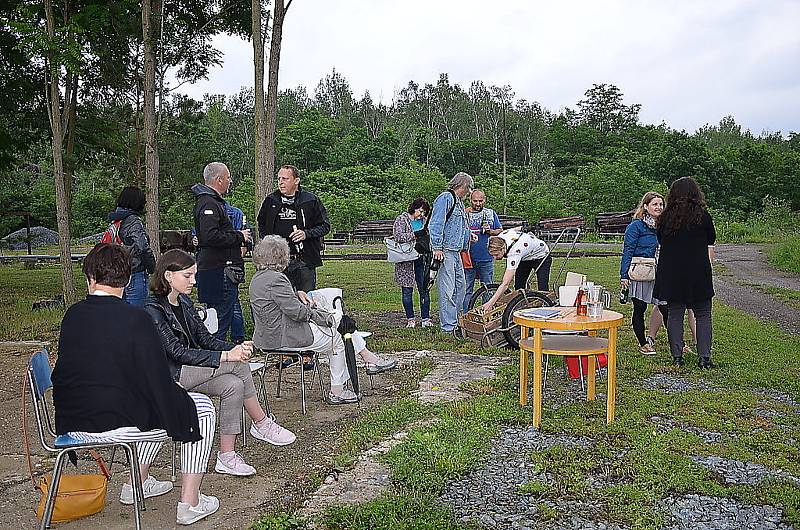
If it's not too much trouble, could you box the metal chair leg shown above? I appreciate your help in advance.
[126,444,144,529]
[543,354,550,389]
[299,358,307,414]
[40,450,68,530]
[171,442,178,482]
[579,356,585,392]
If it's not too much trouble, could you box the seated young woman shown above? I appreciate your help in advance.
[480,227,552,312]
[249,235,397,405]
[52,243,218,525]
[145,249,295,477]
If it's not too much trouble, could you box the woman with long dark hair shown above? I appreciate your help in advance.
[653,177,717,368]
[107,186,156,306]
[620,191,667,355]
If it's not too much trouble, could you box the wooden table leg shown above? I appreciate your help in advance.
[533,328,543,428]
[519,325,529,406]
[606,326,618,424]
[587,355,596,401]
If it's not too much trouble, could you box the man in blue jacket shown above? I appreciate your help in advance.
[428,172,475,333]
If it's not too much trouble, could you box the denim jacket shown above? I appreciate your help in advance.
[428,190,470,252]
[620,219,659,279]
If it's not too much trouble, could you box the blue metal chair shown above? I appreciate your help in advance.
[26,350,146,530]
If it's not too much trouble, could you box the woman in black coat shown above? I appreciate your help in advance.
[653,177,716,368]
[145,250,296,478]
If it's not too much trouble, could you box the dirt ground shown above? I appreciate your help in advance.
[2,244,798,529]
[713,244,800,335]
[1,347,419,530]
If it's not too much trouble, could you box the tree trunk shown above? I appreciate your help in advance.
[44,0,76,305]
[252,0,268,224]
[263,0,292,215]
[142,0,161,259]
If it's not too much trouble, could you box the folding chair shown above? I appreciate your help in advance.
[25,350,146,530]
[256,347,324,414]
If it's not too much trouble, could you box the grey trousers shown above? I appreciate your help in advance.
[179,361,257,435]
[666,299,713,360]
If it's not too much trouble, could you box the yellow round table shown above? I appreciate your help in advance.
[513,307,624,428]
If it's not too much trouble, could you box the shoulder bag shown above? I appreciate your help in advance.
[628,256,656,282]
[385,237,419,263]
[23,376,110,523]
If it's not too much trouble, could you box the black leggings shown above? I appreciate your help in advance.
[632,297,668,346]
[514,255,552,291]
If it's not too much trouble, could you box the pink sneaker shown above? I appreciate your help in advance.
[214,451,256,476]
[250,417,296,446]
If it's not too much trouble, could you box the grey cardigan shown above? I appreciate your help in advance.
[249,268,331,349]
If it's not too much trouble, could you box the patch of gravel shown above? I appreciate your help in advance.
[757,390,800,407]
[663,494,793,530]
[650,415,725,443]
[643,373,715,394]
[438,426,625,530]
[689,455,800,486]
[0,226,59,250]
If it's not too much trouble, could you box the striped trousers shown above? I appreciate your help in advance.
[67,392,215,474]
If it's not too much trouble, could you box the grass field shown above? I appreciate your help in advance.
[3,258,800,529]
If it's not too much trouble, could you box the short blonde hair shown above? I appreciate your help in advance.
[487,236,507,255]
[253,235,290,272]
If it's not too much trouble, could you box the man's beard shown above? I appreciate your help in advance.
[472,205,483,212]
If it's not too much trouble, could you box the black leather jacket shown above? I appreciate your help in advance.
[144,293,233,381]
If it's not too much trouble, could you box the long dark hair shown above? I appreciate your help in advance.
[657,177,707,237]
[149,249,196,295]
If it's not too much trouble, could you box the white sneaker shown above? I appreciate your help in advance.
[406,319,417,328]
[119,475,173,505]
[421,319,434,328]
[177,493,219,525]
[214,451,256,476]
[250,417,297,446]
[327,389,360,404]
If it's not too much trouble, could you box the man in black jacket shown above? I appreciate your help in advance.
[257,164,330,291]
[192,162,252,340]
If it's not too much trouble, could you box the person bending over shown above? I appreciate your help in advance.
[480,227,552,312]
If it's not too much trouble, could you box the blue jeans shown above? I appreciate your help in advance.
[197,268,237,341]
[401,256,431,319]
[230,297,244,343]
[437,250,466,332]
[123,271,148,307]
[463,260,494,312]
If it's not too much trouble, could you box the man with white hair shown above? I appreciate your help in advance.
[192,162,252,339]
[428,172,475,333]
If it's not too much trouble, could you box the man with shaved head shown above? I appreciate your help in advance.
[463,189,503,312]
[192,162,252,339]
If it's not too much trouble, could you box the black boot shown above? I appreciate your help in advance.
[672,357,685,367]
[698,358,717,369]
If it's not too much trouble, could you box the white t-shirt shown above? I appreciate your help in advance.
[499,229,550,271]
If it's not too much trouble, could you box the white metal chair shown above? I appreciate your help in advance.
[25,350,146,530]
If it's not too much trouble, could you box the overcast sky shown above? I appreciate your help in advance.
[175,0,800,135]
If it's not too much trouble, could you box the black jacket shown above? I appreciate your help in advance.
[654,211,716,305]
[257,188,330,268]
[52,295,202,442]
[192,184,245,271]
[107,208,156,274]
[144,293,233,381]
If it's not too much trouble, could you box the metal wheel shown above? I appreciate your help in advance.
[468,282,511,310]
[501,290,555,349]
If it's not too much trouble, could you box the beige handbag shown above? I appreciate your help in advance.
[628,257,656,282]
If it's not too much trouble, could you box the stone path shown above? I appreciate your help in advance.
[300,350,506,521]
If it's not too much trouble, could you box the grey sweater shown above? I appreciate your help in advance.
[249,268,332,349]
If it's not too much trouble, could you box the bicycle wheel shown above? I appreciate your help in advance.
[501,290,555,349]
[468,283,509,310]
